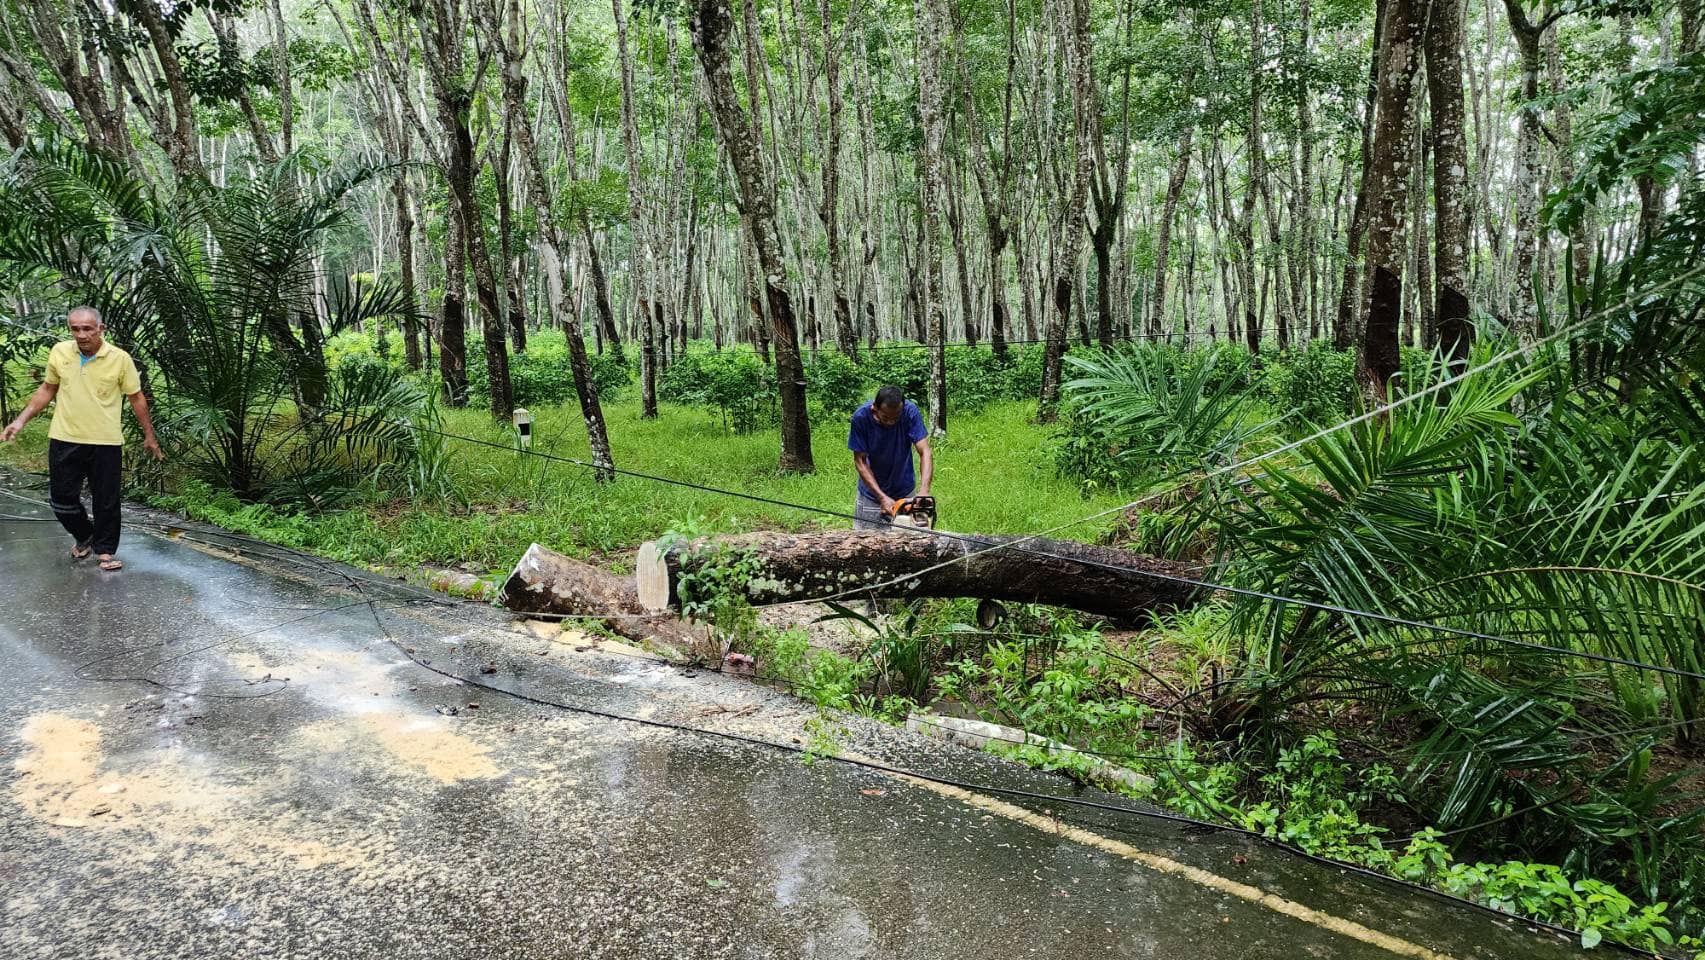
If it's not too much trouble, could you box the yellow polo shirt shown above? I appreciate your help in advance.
[43,340,142,446]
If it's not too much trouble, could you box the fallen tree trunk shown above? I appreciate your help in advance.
[635,530,1203,623]
[500,543,712,657]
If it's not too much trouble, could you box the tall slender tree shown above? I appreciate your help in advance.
[1359,0,1427,396]
[1039,0,1094,422]
[613,0,659,418]
[918,0,951,435]
[1427,0,1474,366]
[691,0,814,472]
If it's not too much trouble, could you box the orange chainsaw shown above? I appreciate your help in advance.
[884,495,937,529]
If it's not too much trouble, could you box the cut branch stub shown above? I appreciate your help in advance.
[636,530,1204,623]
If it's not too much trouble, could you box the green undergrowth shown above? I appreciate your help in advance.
[680,562,1701,957]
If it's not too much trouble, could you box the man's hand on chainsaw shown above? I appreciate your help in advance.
[878,494,898,516]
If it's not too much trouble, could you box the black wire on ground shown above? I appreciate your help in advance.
[4,481,1663,957]
[109,508,1657,956]
[331,576,1648,959]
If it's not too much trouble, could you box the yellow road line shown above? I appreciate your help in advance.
[868,761,1459,960]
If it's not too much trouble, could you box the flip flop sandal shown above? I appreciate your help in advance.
[71,542,92,561]
[98,556,124,571]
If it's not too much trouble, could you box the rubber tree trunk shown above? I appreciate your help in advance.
[1426,0,1473,370]
[440,186,470,407]
[579,213,624,361]
[1150,125,1194,336]
[1359,0,1426,397]
[1039,0,1095,423]
[1502,0,1544,338]
[918,0,950,436]
[614,0,658,419]
[394,175,423,370]
[636,530,1204,624]
[692,0,815,472]
[480,0,616,481]
[1335,0,1385,351]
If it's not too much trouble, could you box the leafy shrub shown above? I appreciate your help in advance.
[1048,403,1149,490]
[466,331,629,408]
[585,347,631,398]
[1005,344,1050,399]
[1263,342,1356,426]
[856,344,1023,412]
[1185,341,1257,393]
[659,347,776,433]
[806,349,867,419]
[945,347,1014,411]
[859,348,929,401]
[0,329,52,422]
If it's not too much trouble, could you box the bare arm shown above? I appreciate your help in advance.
[852,451,895,512]
[127,391,163,460]
[1,382,58,442]
[914,438,933,496]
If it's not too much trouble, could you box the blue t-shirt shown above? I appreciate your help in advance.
[848,400,927,501]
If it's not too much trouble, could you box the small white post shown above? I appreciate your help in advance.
[512,407,532,450]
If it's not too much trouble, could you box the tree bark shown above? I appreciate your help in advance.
[818,0,856,357]
[394,175,424,370]
[1427,0,1473,368]
[1150,125,1195,337]
[128,0,205,179]
[692,0,815,472]
[1336,0,1386,350]
[614,0,659,418]
[441,197,471,406]
[1039,0,1094,422]
[266,0,295,156]
[635,530,1204,624]
[1358,0,1426,397]
[496,120,528,354]
[419,0,512,418]
[918,0,950,435]
[1502,0,1546,338]
[579,214,625,359]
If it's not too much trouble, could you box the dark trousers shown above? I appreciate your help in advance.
[48,439,123,554]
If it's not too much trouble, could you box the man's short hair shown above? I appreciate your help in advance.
[68,306,102,327]
[874,385,904,409]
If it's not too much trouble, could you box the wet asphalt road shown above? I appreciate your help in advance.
[0,492,1585,959]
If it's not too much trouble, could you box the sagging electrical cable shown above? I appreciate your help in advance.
[25,491,1670,958]
[320,571,1661,960]
[112,512,1701,779]
[382,418,1705,684]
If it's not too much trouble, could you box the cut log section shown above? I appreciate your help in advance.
[500,543,712,657]
[635,530,1202,623]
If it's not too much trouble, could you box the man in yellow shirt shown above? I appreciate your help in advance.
[2,307,162,570]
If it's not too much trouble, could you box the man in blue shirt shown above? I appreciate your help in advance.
[847,385,933,529]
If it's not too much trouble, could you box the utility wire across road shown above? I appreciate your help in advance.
[1,488,1688,957]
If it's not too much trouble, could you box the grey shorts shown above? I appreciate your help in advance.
[854,492,909,530]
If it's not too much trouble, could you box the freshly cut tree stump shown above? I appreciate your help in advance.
[500,543,711,656]
[635,530,1202,623]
